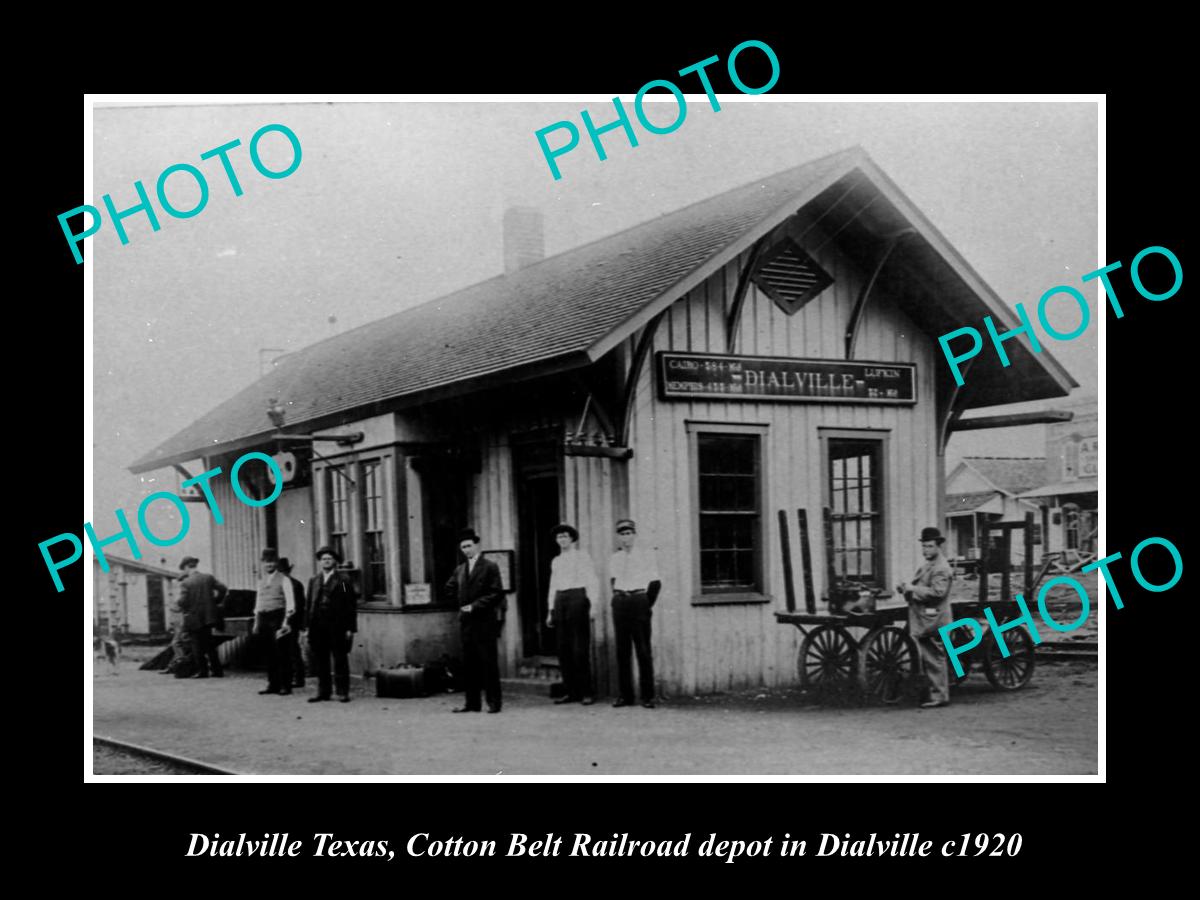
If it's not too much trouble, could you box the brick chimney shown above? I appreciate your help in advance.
[503,206,544,274]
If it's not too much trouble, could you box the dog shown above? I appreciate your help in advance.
[94,634,121,675]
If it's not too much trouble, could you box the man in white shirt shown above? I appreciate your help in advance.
[546,523,599,705]
[253,548,298,696]
[609,519,662,708]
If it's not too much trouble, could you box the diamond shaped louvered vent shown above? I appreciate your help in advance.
[752,239,833,316]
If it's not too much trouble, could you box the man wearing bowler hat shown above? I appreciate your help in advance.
[609,519,662,708]
[444,528,505,713]
[305,546,358,703]
[254,548,298,695]
[896,526,955,709]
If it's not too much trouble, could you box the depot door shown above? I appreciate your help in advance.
[514,443,560,658]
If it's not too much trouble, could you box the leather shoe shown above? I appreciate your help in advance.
[920,700,949,709]
[192,673,209,679]
[337,695,351,703]
[278,688,293,696]
[452,706,481,713]
[581,697,595,706]
[211,672,224,678]
[553,696,576,705]
[257,688,278,695]
[641,701,656,709]
[308,695,330,703]
[612,699,632,708]
[486,706,501,714]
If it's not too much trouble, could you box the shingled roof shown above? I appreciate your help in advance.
[130,146,1077,473]
[962,457,1048,496]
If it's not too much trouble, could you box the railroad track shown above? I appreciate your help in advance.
[1036,641,1098,662]
[93,736,240,775]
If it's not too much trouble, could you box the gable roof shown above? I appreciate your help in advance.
[945,490,1004,514]
[961,457,1048,495]
[130,146,1078,473]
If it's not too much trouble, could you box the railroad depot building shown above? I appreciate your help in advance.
[129,147,1077,696]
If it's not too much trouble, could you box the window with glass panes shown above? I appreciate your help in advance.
[828,439,883,585]
[697,433,762,592]
[360,460,387,599]
[327,464,350,565]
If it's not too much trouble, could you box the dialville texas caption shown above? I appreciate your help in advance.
[186,831,967,862]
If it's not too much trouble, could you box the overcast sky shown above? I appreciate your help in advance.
[91,99,1098,568]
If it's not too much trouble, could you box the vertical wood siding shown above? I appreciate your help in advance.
[626,233,941,695]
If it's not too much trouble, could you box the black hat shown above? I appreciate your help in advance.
[179,556,199,571]
[919,527,946,544]
[261,548,279,562]
[551,523,579,542]
[458,528,481,544]
[615,518,636,534]
[277,557,292,574]
[315,545,342,562]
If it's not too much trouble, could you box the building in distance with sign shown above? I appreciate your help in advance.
[130,147,1078,697]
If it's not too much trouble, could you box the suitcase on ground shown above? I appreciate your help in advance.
[375,665,427,698]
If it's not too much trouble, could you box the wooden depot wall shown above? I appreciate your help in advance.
[622,233,942,696]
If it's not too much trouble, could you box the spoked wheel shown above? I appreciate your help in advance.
[983,624,1036,691]
[858,626,920,705]
[798,624,859,698]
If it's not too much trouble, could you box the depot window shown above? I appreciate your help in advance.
[688,422,769,603]
[318,455,396,604]
[821,430,889,588]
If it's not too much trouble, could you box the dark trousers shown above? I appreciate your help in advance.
[191,625,223,677]
[613,590,654,702]
[255,610,291,690]
[554,589,592,700]
[461,624,501,711]
[308,624,351,698]
[290,633,306,686]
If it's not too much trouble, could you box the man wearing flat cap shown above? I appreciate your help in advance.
[896,526,955,709]
[254,548,298,695]
[546,523,599,705]
[177,556,227,678]
[609,519,662,708]
[444,528,505,713]
[305,546,358,703]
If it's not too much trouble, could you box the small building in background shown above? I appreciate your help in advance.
[92,555,179,637]
[1018,397,1098,560]
[944,457,1045,567]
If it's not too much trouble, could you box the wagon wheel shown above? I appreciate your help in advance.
[858,626,919,704]
[798,624,859,697]
[983,624,1036,691]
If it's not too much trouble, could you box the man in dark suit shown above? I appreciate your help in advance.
[304,546,358,703]
[896,526,956,709]
[178,556,227,679]
[444,528,505,713]
[277,558,307,689]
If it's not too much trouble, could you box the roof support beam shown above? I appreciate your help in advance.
[618,311,666,447]
[951,410,1075,432]
[844,229,914,359]
[724,237,769,354]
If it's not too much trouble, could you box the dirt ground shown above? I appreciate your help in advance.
[92,657,1097,776]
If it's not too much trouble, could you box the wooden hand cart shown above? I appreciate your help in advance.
[774,507,1038,704]
[774,600,1036,704]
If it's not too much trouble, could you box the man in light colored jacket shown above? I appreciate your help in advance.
[897,526,955,709]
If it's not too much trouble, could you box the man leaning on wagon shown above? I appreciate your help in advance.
[896,526,955,709]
